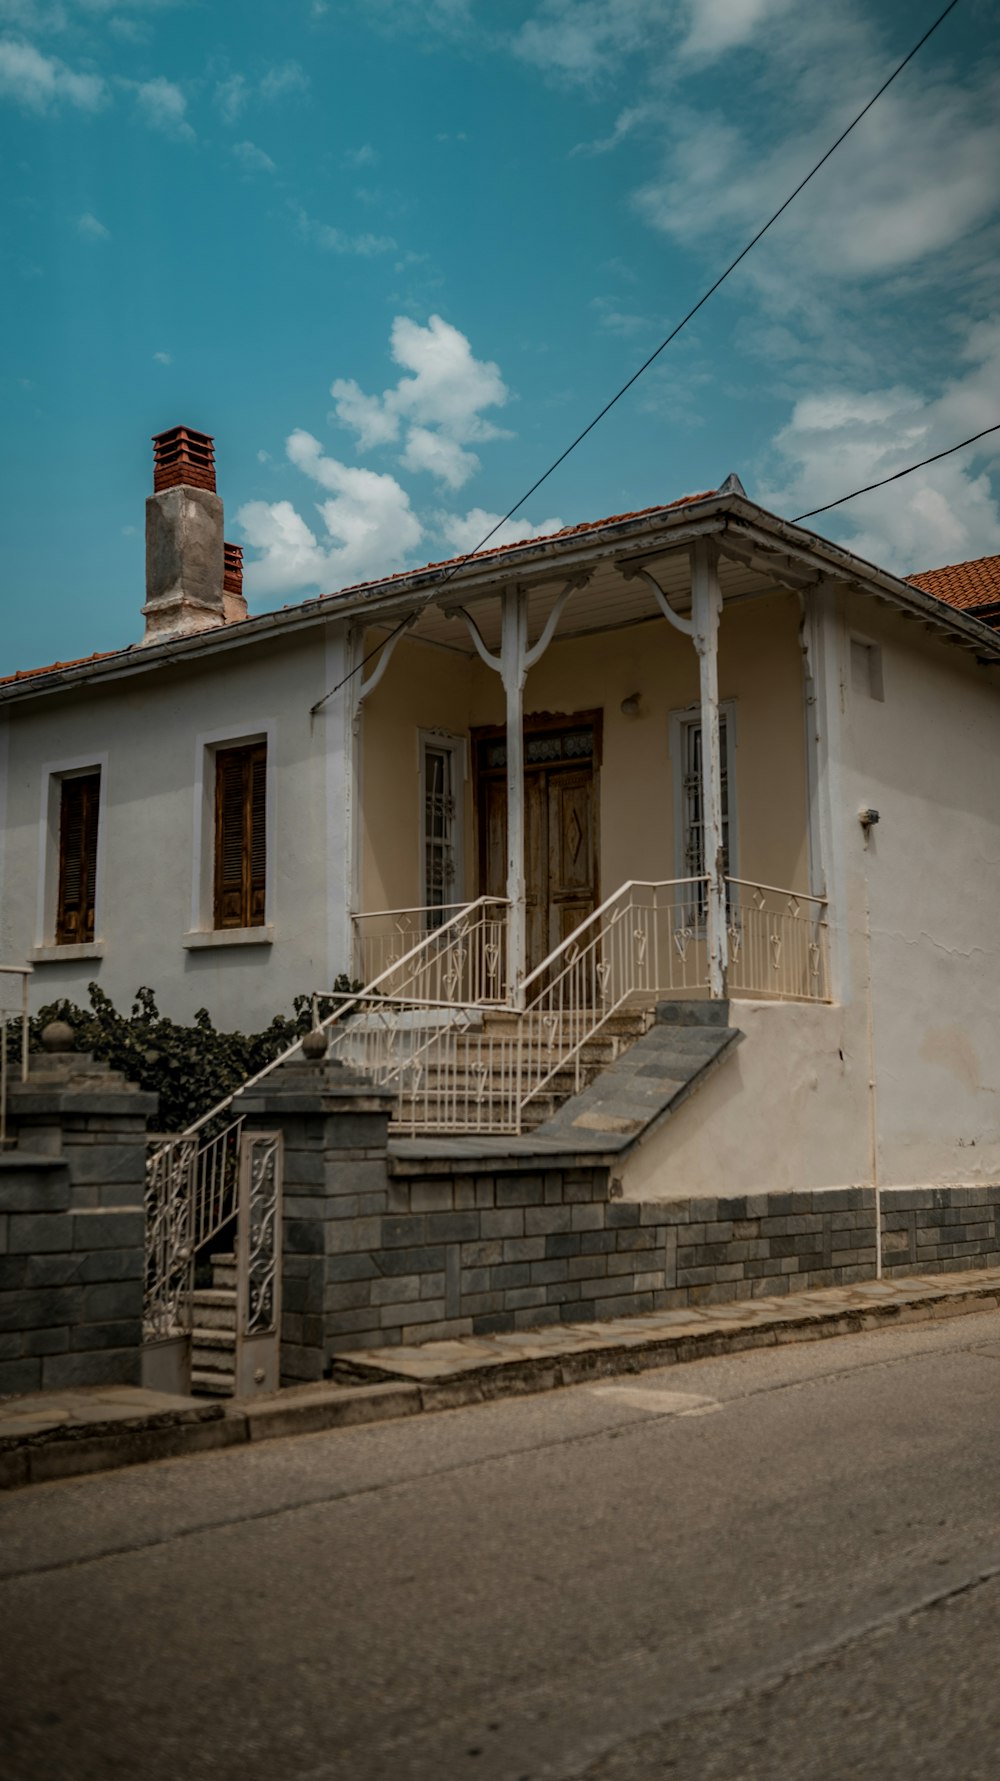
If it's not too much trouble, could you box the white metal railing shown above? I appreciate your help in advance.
[353,903,466,986]
[350,898,509,1006]
[725,879,829,1002]
[144,1116,245,1340]
[0,965,32,1149]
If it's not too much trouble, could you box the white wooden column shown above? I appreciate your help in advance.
[689,540,728,998]
[455,576,586,1007]
[500,586,529,1005]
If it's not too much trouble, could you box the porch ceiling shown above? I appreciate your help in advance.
[392,549,772,656]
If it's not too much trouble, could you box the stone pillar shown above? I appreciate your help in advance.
[1,1036,156,1392]
[238,1055,395,1385]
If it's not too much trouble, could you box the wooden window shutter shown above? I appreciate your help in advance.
[56,772,100,945]
[214,743,267,929]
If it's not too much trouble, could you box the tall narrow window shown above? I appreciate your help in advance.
[214,743,267,929]
[421,735,461,925]
[681,715,730,881]
[56,772,100,944]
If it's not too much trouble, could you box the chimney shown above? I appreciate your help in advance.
[223,541,248,624]
[142,425,226,645]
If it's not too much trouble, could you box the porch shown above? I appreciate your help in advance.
[330,515,832,1134]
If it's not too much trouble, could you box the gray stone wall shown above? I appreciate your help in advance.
[0,1049,154,1394]
[881,1186,1000,1275]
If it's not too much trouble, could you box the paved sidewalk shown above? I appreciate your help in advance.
[3,1268,999,1492]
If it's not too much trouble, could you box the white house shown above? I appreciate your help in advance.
[2,425,999,1203]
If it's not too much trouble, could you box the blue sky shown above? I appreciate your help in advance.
[1,0,998,675]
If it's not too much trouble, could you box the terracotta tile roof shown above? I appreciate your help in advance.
[908,553,1000,614]
[320,491,718,604]
[0,648,126,689]
[0,491,719,687]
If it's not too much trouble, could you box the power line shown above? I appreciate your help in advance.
[793,422,1000,521]
[310,0,962,715]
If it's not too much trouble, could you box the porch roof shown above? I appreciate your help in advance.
[4,485,1000,704]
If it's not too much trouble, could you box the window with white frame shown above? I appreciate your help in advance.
[671,703,737,908]
[420,733,463,924]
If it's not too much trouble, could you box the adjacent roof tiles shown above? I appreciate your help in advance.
[908,553,1000,614]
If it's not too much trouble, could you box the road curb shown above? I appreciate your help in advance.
[3,1277,999,1491]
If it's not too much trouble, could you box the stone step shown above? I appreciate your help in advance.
[191,1369,235,1399]
[191,1326,235,1357]
[210,1253,237,1291]
[190,1288,237,1331]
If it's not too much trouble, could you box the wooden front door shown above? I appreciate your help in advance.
[475,717,599,977]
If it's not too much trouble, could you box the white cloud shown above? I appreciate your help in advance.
[400,426,479,490]
[343,142,377,168]
[133,75,193,140]
[259,59,308,101]
[232,138,275,174]
[513,0,661,85]
[296,208,396,256]
[237,430,424,598]
[436,506,564,556]
[0,36,106,109]
[76,209,109,239]
[762,319,1000,573]
[214,72,246,123]
[331,314,509,488]
[678,0,796,61]
[152,348,170,364]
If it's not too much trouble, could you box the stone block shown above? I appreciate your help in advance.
[481,1208,524,1240]
[72,1209,144,1251]
[615,1227,656,1252]
[325,1216,383,1255]
[475,1177,497,1208]
[472,1310,515,1335]
[461,1266,491,1295]
[504,1286,548,1311]
[424,1211,480,1244]
[513,1305,562,1329]
[580,1230,615,1254]
[410,1181,456,1214]
[326,1281,373,1311]
[529,1258,569,1286]
[369,1274,421,1306]
[0,1169,70,1214]
[502,1236,545,1263]
[70,1319,141,1352]
[23,1325,69,1357]
[326,1253,378,1282]
[525,1205,573,1236]
[491,1262,531,1291]
[41,1347,139,1389]
[497,1175,543,1208]
[377,1214,425,1249]
[8,1213,70,1255]
[606,1203,640,1227]
[380,1298,446,1328]
[544,1233,581,1259]
[403,1317,472,1344]
[461,1239,503,1267]
[375,1245,446,1275]
[571,1204,606,1232]
[420,1271,447,1299]
[0,1356,41,1394]
[568,1254,607,1280]
[81,1280,143,1322]
[0,1285,83,1332]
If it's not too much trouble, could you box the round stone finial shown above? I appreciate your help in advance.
[300,1026,329,1062]
[40,1020,76,1054]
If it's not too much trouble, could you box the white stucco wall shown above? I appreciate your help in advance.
[834,592,1000,1186]
[620,585,1000,1200]
[0,619,351,1032]
[620,999,870,1199]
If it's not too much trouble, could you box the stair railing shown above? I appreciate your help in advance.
[514,879,709,1120]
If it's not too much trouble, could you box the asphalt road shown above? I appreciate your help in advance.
[3,1309,1000,1781]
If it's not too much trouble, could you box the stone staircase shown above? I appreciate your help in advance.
[392,1007,655,1133]
[190,1253,237,1397]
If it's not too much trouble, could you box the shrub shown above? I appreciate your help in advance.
[13,982,339,1133]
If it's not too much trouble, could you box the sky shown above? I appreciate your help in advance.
[1,0,998,675]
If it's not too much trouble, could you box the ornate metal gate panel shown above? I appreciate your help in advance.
[234,1130,283,1397]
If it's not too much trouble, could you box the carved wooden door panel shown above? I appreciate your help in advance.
[546,767,596,956]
